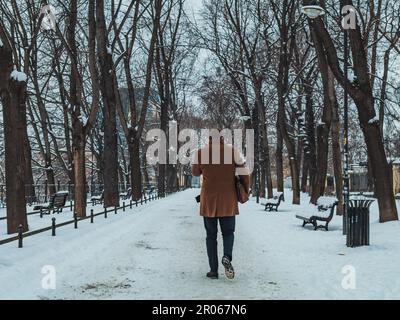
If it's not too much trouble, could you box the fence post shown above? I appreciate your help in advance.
[123,202,125,212]
[144,195,147,204]
[18,224,23,248]
[90,209,94,223]
[52,218,56,236]
[141,196,143,205]
[130,200,132,209]
[74,213,78,229]
[70,200,73,211]
[136,199,138,207]
[40,208,43,218]
[114,206,117,214]
[104,206,107,219]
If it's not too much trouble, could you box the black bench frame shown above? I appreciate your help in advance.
[91,191,104,206]
[264,193,284,212]
[36,193,68,215]
[296,201,338,231]
[120,188,132,200]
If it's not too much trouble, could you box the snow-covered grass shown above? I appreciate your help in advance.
[0,189,399,300]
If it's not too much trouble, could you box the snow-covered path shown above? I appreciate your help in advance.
[0,189,400,300]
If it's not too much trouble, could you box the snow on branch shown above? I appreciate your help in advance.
[10,70,27,82]
[368,116,379,124]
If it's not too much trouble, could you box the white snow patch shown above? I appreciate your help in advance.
[10,70,27,82]
[368,116,379,124]
[239,115,251,121]
[78,114,88,126]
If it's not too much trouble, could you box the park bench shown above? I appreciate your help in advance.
[296,197,338,231]
[261,192,284,212]
[120,188,132,200]
[33,191,69,214]
[91,191,104,206]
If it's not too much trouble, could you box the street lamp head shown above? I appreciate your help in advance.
[301,5,325,19]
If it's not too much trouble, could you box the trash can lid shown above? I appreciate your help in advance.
[349,196,374,209]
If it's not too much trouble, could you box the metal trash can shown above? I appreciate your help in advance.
[346,198,374,247]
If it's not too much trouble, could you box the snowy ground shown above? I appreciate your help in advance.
[0,188,400,300]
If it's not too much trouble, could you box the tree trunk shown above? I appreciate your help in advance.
[331,98,344,215]
[308,3,398,221]
[3,80,29,234]
[260,164,266,198]
[277,90,300,204]
[309,28,334,204]
[304,85,317,192]
[167,165,178,193]
[73,135,87,218]
[0,32,28,234]
[301,153,309,193]
[129,141,142,200]
[364,123,398,222]
[24,130,36,204]
[96,0,119,208]
[262,125,274,199]
[276,124,284,192]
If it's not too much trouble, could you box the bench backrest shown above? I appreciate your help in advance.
[315,201,338,220]
[275,193,284,205]
[317,196,338,208]
[47,194,57,207]
[54,193,68,207]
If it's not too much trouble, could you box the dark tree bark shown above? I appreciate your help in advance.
[24,130,36,204]
[62,0,100,217]
[303,81,317,193]
[331,99,344,214]
[309,26,334,204]
[0,28,28,233]
[96,0,119,207]
[114,0,162,201]
[276,124,284,192]
[305,0,398,222]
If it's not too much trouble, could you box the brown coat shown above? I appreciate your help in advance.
[192,141,251,217]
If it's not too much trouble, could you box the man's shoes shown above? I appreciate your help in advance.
[206,271,219,279]
[222,256,235,279]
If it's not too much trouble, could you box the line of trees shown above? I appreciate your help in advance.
[196,0,399,222]
[0,0,197,234]
[0,0,399,235]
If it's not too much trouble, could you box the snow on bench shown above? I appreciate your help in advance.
[261,193,284,212]
[317,196,338,211]
[296,197,338,231]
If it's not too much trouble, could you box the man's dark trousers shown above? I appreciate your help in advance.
[203,216,236,272]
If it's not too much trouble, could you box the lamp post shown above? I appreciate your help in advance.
[301,4,325,19]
